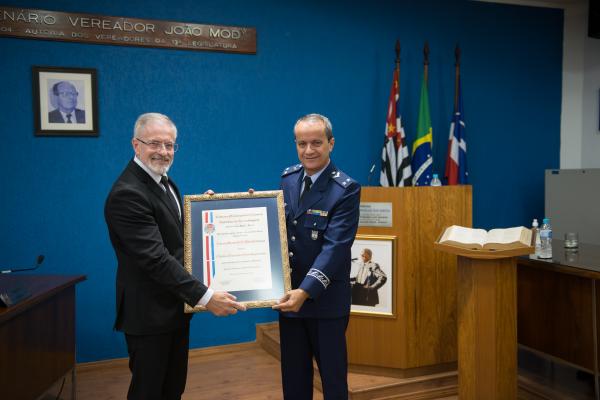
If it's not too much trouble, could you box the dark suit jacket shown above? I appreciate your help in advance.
[280,161,361,319]
[351,263,387,307]
[104,160,206,335]
[48,108,85,123]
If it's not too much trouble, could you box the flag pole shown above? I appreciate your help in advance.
[446,44,467,185]
[423,41,430,84]
[412,41,433,186]
[395,39,401,97]
[394,40,401,151]
[455,44,461,112]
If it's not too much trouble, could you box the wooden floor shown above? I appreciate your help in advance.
[43,323,558,399]
[69,341,462,400]
[75,342,323,400]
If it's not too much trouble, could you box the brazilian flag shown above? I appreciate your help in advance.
[411,75,433,186]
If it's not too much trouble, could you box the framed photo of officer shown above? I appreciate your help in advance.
[350,234,396,317]
[183,190,292,312]
[32,66,98,136]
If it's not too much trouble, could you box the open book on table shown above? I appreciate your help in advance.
[438,225,533,251]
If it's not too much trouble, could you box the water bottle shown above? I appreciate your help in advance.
[530,219,542,259]
[538,217,552,259]
[430,174,442,187]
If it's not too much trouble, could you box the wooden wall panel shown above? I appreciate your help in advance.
[457,257,517,399]
[517,264,595,371]
[347,186,472,369]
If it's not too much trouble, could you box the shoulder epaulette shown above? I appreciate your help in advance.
[329,169,356,188]
[282,164,303,177]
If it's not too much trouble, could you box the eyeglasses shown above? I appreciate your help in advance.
[57,91,78,98]
[136,138,179,152]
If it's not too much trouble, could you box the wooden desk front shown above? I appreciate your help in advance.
[0,275,85,400]
[518,240,600,372]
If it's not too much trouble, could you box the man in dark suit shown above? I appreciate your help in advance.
[273,113,361,399]
[104,113,246,400]
[48,81,86,123]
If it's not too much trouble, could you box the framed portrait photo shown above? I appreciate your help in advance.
[183,190,292,313]
[32,66,98,136]
[350,234,396,317]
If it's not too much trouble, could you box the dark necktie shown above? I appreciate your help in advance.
[300,176,312,202]
[66,113,72,123]
[160,176,180,219]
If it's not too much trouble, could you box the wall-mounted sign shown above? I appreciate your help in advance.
[359,202,393,227]
[0,6,256,54]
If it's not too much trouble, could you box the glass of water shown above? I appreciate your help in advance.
[564,232,579,248]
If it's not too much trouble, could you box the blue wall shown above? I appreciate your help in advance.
[0,0,562,362]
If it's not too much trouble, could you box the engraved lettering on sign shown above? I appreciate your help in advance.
[1,10,56,25]
[25,28,65,36]
[0,6,256,54]
[164,25,202,36]
[68,17,155,33]
[209,27,241,39]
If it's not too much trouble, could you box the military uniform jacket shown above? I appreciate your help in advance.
[281,161,361,319]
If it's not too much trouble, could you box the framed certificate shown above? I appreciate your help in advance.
[183,190,291,312]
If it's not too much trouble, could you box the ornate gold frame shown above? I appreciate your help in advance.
[183,190,291,313]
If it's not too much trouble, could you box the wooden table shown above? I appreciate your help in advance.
[518,240,600,399]
[0,275,85,400]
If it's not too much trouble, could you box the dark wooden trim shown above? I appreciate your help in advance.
[0,274,85,324]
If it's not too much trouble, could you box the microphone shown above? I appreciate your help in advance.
[351,257,358,261]
[1,255,45,274]
[367,164,376,186]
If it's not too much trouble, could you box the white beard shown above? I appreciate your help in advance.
[147,157,172,176]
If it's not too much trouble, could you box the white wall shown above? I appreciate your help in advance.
[561,1,586,168]
[581,29,600,167]
[561,0,600,168]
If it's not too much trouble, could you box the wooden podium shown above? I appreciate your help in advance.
[346,186,471,371]
[434,241,533,399]
[0,275,85,400]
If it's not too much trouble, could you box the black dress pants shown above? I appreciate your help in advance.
[125,323,190,400]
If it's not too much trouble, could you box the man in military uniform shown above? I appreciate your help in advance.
[273,113,361,399]
[351,248,387,306]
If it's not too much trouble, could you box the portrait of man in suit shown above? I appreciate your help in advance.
[350,248,388,307]
[48,81,86,124]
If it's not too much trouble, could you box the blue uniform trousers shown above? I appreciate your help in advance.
[279,314,349,399]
